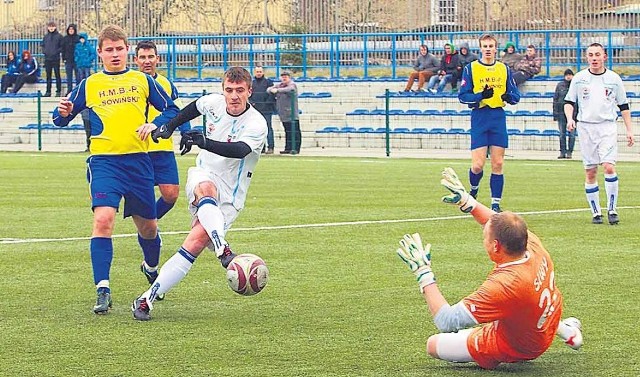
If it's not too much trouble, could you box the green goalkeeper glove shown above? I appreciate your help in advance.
[441,167,477,213]
[396,233,436,291]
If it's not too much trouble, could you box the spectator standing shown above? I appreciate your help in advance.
[512,45,542,86]
[11,50,39,93]
[402,45,439,93]
[500,42,521,70]
[427,43,459,93]
[75,33,96,83]
[452,42,478,91]
[41,21,63,97]
[269,71,300,154]
[249,64,276,153]
[553,69,576,159]
[61,23,79,94]
[0,51,19,93]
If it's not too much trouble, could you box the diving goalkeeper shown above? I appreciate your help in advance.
[394,168,583,369]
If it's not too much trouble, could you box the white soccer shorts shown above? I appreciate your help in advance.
[185,166,240,231]
[577,121,618,168]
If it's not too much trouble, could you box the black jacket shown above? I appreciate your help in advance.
[249,76,276,114]
[42,29,63,61]
[61,24,79,63]
[553,79,578,121]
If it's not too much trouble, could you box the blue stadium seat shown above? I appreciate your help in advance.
[459,109,471,116]
[315,126,340,134]
[374,127,388,133]
[514,110,532,116]
[355,127,375,133]
[524,92,542,98]
[391,127,411,133]
[440,109,458,116]
[507,128,522,135]
[429,128,447,134]
[522,129,541,135]
[447,128,468,134]
[423,109,440,116]
[541,129,561,136]
[346,109,369,116]
[505,110,514,116]
[315,92,332,98]
[338,126,357,133]
[404,109,423,116]
[388,109,404,115]
[298,92,315,98]
[411,127,429,134]
[0,107,13,113]
[369,109,386,115]
[532,110,552,117]
[631,111,640,117]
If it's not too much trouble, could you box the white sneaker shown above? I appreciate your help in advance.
[562,317,583,350]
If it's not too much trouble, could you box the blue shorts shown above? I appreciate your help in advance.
[86,153,156,219]
[149,151,179,185]
[469,107,508,150]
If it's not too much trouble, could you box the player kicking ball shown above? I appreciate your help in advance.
[395,168,582,370]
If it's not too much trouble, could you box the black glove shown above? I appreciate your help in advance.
[481,85,494,99]
[501,93,512,103]
[151,124,173,143]
[179,129,207,155]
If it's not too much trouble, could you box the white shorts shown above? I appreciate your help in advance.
[577,121,618,168]
[434,328,474,363]
[185,166,240,231]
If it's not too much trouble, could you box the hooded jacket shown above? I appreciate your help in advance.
[249,76,276,114]
[41,27,63,61]
[413,51,439,73]
[439,44,459,75]
[61,24,79,62]
[5,53,19,75]
[74,33,96,69]
[457,42,478,68]
[501,42,521,70]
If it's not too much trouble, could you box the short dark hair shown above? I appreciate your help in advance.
[489,211,528,256]
[527,44,536,50]
[419,45,428,52]
[135,40,158,55]
[223,66,252,89]
[588,42,606,52]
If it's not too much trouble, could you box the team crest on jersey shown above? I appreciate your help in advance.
[206,123,216,134]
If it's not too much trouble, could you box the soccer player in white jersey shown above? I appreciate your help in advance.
[131,66,267,320]
[564,43,634,225]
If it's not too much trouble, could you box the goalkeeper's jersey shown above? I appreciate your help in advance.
[194,93,267,210]
[462,231,563,368]
[52,69,179,155]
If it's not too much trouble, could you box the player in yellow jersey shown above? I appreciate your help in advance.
[52,25,180,314]
[458,34,520,213]
[133,40,191,298]
[395,168,583,370]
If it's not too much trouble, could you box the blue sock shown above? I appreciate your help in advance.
[90,237,113,286]
[156,197,175,220]
[490,173,504,200]
[469,169,483,193]
[138,232,162,268]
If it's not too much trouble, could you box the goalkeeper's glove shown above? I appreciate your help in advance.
[440,167,477,213]
[151,124,174,143]
[396,233,436,291]
[179,129,207,155]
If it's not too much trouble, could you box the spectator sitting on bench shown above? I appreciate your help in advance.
[12,50,39,93]
[1,51,19,93]
[500,41,521,70]
[512,45,541,86]
[427,43,459,93]
[452,42,478,92]
[402,45,439,93]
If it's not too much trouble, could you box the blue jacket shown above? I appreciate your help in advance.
[6,57,19,75]
[18,57,39,77]
[74,33,96,69]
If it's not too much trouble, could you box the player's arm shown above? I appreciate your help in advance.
[614,80,634,147]
[501,67,521,104]
[52,80,87,127]
[395,233,477,332]
[457,65,482,107]
[271,82,296,93]
[146,75,180,126]
[178,129,251,158]
[151,99,202,141]
[440,167,495,225]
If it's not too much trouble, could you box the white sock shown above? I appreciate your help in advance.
[585,182,601,217]
[143,248,195,302]
[604,174,618,213]
[196,196,227,257]
[96,280,109,290]
[556,320,574,341]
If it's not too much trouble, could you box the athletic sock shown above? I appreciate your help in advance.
[156,197,175,220]
[196,196,227,257]
[469,169,483,195]
[556,321,574,341]
[604,174,619,213]
[490,173,504,202]
[143,247,196,301]
[585,182,601,216]
[138,232,161,269]
[90,237,113,287]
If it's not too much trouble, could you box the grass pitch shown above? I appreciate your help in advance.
[0,151,639,376]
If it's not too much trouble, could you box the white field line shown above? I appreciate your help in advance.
[2,206,639,245]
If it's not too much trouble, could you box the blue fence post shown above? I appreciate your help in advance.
[576,32,582,72]
[363,34,368,79]
[544,32,551,76]
[222,36,228,72]
[275,36,281,77]
[302,35,308,78]
[391,36,397,79]
[329,34,335,78]
[249,36,254,72]
[607,31,613,70]
[335,35,340,78]
[197,37,202,80]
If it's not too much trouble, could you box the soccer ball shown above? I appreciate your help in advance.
[226,253,269,296]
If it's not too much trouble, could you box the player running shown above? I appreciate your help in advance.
[394,168,583,369]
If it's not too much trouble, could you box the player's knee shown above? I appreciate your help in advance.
[195,181,218,199]
[602,163,616,175]
[585,168,598,181]
[137,220,158,238]
[160,185,180,203]
[426,335,440,359]
[93,213,115,233]
[491,159,504,172]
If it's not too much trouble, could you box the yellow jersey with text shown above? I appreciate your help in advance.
[52,69,179,155]
[458,60,520,109]
[147,73,186,152]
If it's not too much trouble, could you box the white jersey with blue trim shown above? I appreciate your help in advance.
[194,93,267,210]
[565,68,628,124]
